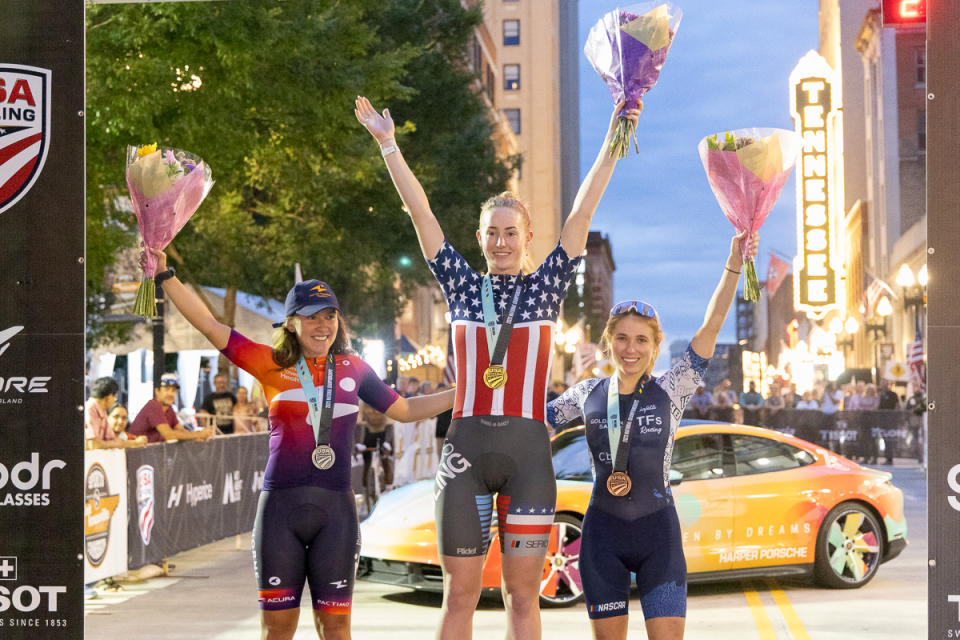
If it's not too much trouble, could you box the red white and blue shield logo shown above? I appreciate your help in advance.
[0,64,50,215]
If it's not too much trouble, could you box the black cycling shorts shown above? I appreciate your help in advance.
[434,415,557,557]
[251,486,359,614]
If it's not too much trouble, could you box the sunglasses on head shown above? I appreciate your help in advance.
[610,300,659,320]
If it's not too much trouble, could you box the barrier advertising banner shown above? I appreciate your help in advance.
[0,2,85,638]
[83,451,128,584]
[125,435,269,569]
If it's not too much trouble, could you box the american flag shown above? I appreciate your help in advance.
[907,328,925,394]
[428,240,579,423]
[864,275,896,315]
[442,329,456,386]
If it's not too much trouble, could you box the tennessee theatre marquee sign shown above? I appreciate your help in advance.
[790,51,842,318]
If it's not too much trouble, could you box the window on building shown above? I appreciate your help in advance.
[503,64,520,91]
[470,36,481,74]
[504,108,521,134]
[503,20,520,46]
[918,109,926,151]
[915,48,925,86]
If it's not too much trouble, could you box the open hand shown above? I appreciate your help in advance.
[355,96,395,144]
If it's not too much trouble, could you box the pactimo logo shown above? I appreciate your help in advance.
[0,453,65,506]
[0,326,51,401]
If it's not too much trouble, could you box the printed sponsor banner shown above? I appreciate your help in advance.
[83,451,128,584]
[125,435,270,569]
[0,2,85,637]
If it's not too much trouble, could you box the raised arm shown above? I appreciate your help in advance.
[149,248,231,350]
[690,232,759,359]
[355,96,444,261]
[383,388,456,423]
[559,100,642,257]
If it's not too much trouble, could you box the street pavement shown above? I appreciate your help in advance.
[84,463,926,639]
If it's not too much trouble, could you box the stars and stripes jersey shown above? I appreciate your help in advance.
[546,344,709,519]
[220,330,399,491]
[427,239,581,422]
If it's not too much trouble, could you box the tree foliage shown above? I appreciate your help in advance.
[86,0,513,347]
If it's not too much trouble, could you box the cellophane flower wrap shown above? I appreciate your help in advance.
[584,2,681,158]
[125,143,214,317]
[697,128,800,302]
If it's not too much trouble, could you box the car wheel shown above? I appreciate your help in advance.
[539,513,584,607]
[814,502,883,588]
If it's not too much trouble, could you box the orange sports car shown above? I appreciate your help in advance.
[357,421,907,605]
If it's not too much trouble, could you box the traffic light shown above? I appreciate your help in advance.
[881,0,926,28]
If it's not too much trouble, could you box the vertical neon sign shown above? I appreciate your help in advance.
[790,51,842,318]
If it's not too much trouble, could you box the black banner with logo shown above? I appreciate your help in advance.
[0,2,84,638]
[125,435,270,569]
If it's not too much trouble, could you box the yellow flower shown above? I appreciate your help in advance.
[137,142,158,158]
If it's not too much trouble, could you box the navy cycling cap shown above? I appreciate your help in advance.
[273,280,340,328]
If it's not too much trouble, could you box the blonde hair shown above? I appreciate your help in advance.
[271,310,351,369]
[479,191,535,273]
[599,311,664,376]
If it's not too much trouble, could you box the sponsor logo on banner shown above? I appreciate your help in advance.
[83,463,120,568]
[949,463,960,512]
[222,470,242,504]
[0,65,51,215]
[167,481,214,509]
[0,556,67,615]
[0,325,52,404]
[0,453,65,507]
[136,465,155,545]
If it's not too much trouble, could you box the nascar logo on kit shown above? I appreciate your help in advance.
[0,64,50,215]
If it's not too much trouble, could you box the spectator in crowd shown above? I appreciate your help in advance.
[418,380,434,396]
[711,378,736,421]
[859,384,880,410]
[85,377,145,449]
[764,384,784,414]
[129,373,214,443]
[906,389,926,415]
[820,381,843,414]
[233,386,259,433]
[105,404,148,446]
[198,373,237,434]
[356,402,395,492]
[781,383,798,409]
[795,390,819,410]
[878,379,900,409]
[846,380,867,410]
[434,382,453,459]
[689,385,712,419]
[547,380,566,403]
[405,376,421,397]
[739,381,764,426]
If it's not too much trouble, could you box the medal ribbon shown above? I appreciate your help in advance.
[606,374,647,472]
[480,274,525,369]
[295,354,336,448]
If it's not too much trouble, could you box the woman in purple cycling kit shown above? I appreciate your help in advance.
[150,248,454,640]
[548,232,758,640]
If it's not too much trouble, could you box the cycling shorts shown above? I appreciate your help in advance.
[434,415,556,558]
[251,486,359,613]
[581,505,686,620]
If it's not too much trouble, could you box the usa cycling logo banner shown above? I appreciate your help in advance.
[0,64,50,215]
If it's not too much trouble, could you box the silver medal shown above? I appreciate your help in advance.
[312,444,335,470]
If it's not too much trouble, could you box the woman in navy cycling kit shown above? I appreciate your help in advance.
[150,249,454,640]
[355,96,639,639]
[547,231,758,640]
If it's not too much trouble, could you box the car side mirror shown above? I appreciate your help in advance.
[669,469,683,486]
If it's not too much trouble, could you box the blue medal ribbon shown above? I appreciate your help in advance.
[295,354,336,448]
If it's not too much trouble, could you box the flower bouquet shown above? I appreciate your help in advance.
[126,143,214,317]
[697,128,800,301]
[584,2,682,158]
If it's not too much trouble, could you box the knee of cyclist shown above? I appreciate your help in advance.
[314,612,350,634]
[445,582,483,609]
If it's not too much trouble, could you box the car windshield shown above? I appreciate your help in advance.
[551,429,591,481]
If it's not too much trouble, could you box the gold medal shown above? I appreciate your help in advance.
[483,364,507,389]
[606,471,632,497]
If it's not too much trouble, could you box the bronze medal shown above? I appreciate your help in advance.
[312,444,336,470]
[483,364,507,389]
[606,471,632,497]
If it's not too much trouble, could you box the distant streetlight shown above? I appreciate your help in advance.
[896,263,926,337]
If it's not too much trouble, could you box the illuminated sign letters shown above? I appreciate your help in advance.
[790,51,842,318]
